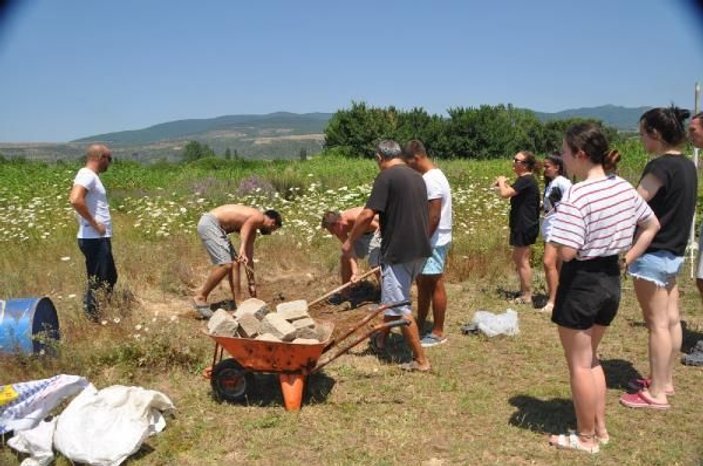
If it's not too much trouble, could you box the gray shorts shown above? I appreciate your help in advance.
[381,258,426,317]
[353,232,381,266]
[197,213,235,265]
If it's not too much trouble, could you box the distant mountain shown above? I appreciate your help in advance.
[532,105,651,131]
[1,106,650,162]
[73,112,333,145]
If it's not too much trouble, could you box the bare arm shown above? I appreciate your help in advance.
[69,184,106,235]
[636,174,663,202]
[623,215,660,266]
[237,214,263,264]
[494,176,517,198]
[556,244,578,263]
[238,214,264,295]
[427,198,441,237]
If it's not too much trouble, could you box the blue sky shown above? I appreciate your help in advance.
[1,0,702,142]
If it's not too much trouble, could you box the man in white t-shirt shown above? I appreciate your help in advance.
[69,144,117,320]
[402,140,453,347]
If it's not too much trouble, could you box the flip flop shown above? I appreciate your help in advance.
[619,390,670,410]
[398,361,431,372]
[549,433,599,454]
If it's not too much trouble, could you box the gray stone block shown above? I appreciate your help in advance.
[276,300,309,321]
[259,313,298,342]
[207,309,239,336]
[292,338,319,344]
[256,333,281,342]
[295,326,319,340]
[292,317,315,330]
[236,313,261,338]
[235,298,269,320]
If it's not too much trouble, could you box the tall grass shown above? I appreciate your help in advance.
[1,152,702,465]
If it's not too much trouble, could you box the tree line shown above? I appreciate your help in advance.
[323,102,619,159]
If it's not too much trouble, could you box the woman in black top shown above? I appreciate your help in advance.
[494,151,540,304]
[620,106,698,410]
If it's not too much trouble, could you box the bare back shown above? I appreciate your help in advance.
[341,207,378,235]
[210,204,264,233]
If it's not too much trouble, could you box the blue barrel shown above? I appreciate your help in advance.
[0,297,60,354]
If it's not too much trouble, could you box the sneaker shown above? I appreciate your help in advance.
[420,333,447,348]
[619,390,670,410]
[627,377,675,395]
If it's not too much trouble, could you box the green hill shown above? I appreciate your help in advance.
[1,106,653,162]
[532,104,651,131]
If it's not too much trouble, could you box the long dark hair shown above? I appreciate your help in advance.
[640,105,691,147]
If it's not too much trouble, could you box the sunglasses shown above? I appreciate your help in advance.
[103,154,113,162]
[513,158,526,164]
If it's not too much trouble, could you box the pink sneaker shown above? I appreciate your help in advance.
[627,377,675,396]
[619,390,670,410]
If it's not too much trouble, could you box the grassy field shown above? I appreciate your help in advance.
[1,145,702,465]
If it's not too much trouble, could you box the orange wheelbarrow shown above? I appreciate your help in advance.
[203,301,409,411]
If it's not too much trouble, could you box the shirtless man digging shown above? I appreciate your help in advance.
[193,204,282,317]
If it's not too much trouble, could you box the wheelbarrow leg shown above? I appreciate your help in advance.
[279,373,306,411]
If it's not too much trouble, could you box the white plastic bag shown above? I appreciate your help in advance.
[0,374,89,435]
[471,309,519,337]
[6,417,57,466]
[53,384,175,466]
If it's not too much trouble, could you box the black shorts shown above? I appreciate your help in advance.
[509,225,538,247]
[551,255,620,330]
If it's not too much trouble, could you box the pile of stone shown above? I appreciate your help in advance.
[206,298,323,344]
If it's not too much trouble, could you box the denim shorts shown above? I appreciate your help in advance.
[381,259,426,317]
[628,250,684,287]
[421,244,449,275]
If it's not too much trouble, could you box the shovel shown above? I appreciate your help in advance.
[309,266,381,307]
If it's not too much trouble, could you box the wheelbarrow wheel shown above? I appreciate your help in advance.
[211,358,252,403]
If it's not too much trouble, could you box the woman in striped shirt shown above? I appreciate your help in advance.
[547,123,659,454]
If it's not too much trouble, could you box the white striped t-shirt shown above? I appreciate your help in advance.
[547,175,653,260]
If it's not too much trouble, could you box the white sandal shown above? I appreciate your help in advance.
[549,433,599,454]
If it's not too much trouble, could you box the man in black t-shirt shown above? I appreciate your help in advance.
[343,140,431,372]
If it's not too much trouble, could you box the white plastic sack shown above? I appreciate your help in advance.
[53,384,175,466]
[471,309,519,337]
[0,374,89,435]
[6,417,57,466]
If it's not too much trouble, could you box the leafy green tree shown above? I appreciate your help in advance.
[183,140,216,162]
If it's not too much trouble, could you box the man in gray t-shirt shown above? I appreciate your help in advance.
[343,140,431,372]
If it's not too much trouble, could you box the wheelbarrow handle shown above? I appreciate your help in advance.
[313,303,412,373]
[322,300,409,352]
